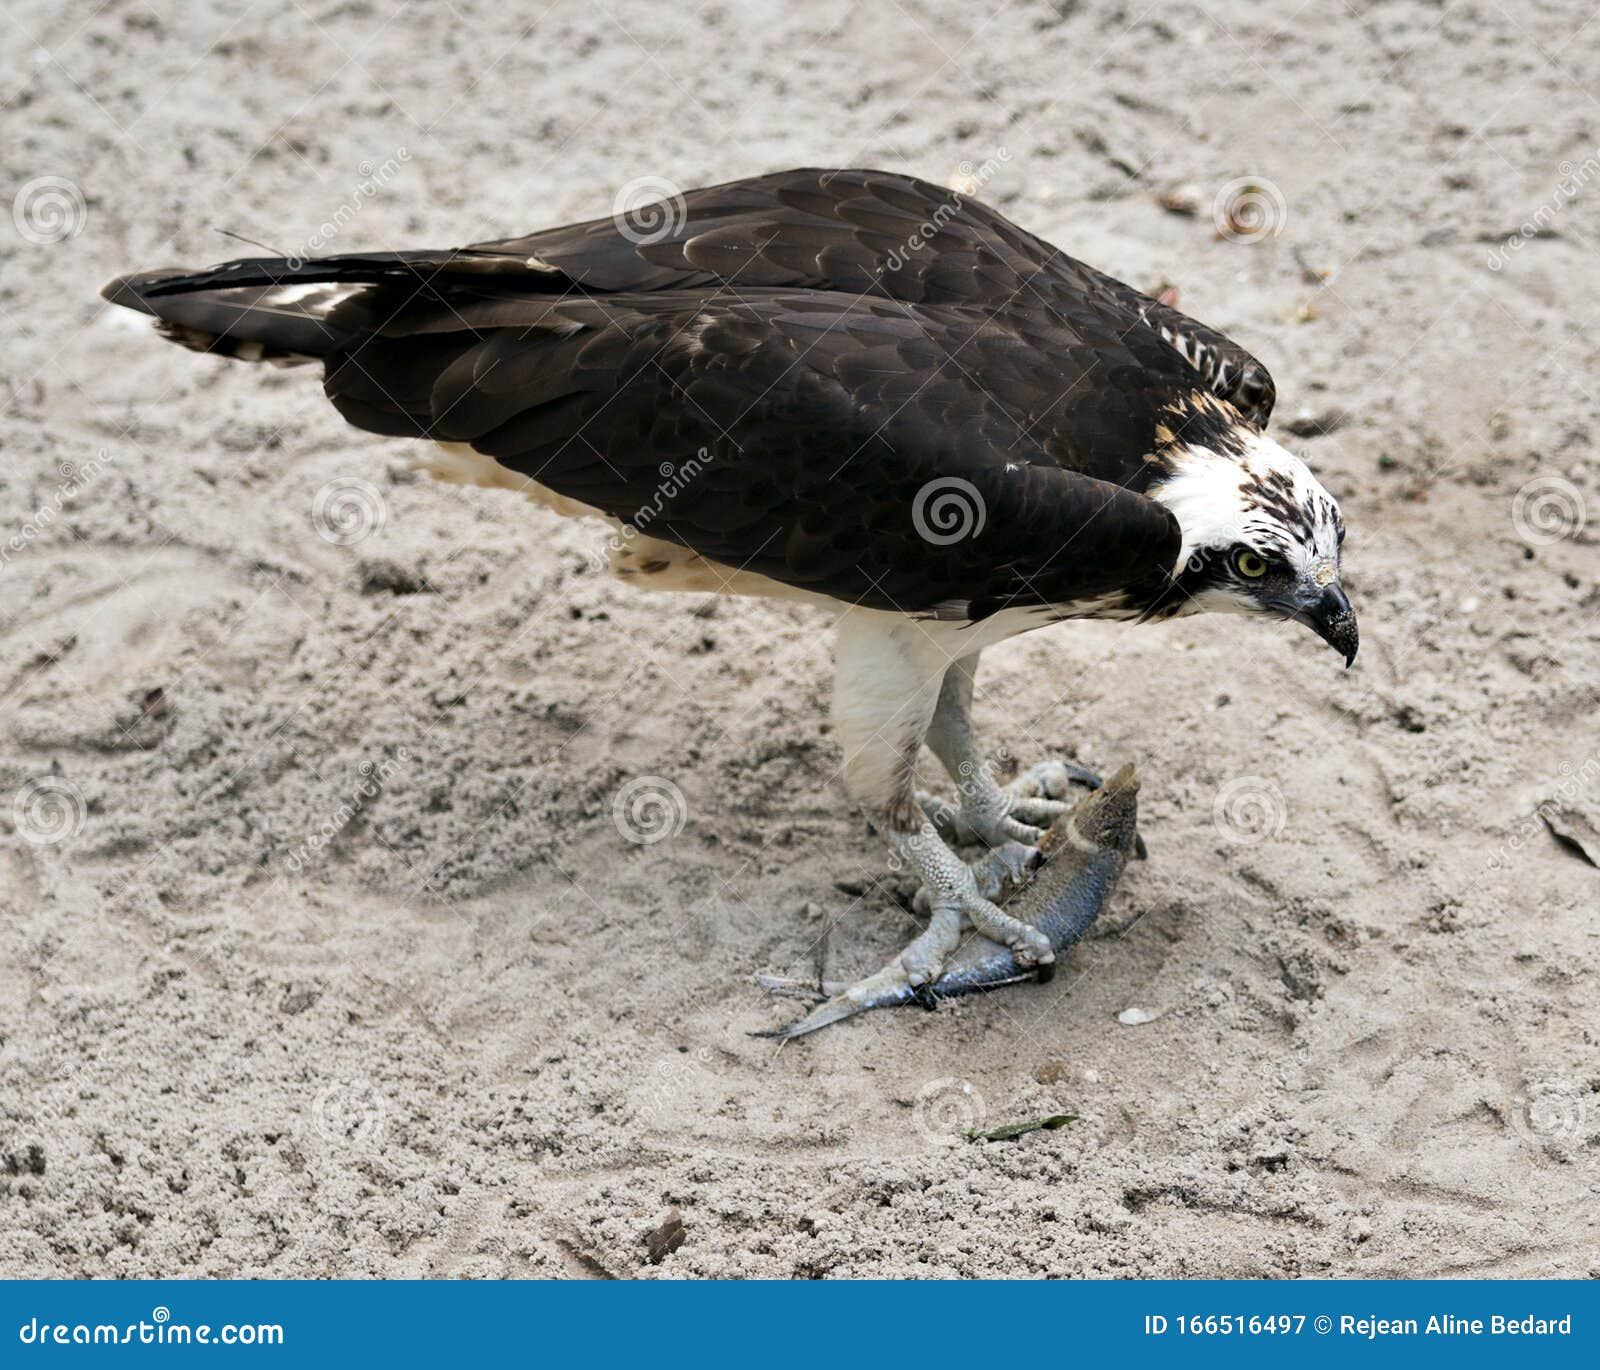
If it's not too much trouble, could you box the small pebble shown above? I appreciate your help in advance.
[1117,1006,1164,1026]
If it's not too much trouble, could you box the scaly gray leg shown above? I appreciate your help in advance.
[918,655,1145,860]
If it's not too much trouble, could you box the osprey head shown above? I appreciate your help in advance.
[1150,428,1357,667]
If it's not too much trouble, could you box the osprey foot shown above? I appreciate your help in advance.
[911,840,1038,911]
[890,827,1052,985]
[758,814,1072,1039]
[919,758,1112,847]
[754,853,1046,1035]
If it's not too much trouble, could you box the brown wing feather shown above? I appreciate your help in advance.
[320,290,1182,617]
[102,169,1296,612]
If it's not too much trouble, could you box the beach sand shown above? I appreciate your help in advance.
[2,0,1597,1277]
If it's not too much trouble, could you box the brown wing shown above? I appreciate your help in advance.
[471,168,1276,422]
[104,167,1302,613]
[107,168,1274,422]
[316,286,1181,618]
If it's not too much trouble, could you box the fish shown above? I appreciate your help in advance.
[758,763,1141,1040]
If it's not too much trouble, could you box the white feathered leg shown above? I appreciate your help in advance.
[831,613,1052,986]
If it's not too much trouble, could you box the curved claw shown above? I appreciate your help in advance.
[1011,759,1106,798]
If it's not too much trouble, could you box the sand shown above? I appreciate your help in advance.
[2,0,1597,1279]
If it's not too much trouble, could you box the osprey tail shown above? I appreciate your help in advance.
[99,243,564,367]
[97,265,380,366]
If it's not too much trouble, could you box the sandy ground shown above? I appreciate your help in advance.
[3,0,1599,1280]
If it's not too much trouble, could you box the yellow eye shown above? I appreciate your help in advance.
[1234,550,1268,578]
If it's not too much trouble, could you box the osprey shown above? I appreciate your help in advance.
[102,168,1356,991]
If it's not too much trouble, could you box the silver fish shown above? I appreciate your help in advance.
[759,764,1141,1039]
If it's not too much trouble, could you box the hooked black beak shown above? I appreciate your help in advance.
[1305,583,1358,667]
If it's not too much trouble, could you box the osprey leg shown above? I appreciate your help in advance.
[917,657,1147,858]
[919,655,1074,847]
[832,614,1053,986]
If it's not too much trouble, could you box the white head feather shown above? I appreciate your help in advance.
[1149,429,1344,612]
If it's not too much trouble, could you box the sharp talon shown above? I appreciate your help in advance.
[1016,940,1054,970]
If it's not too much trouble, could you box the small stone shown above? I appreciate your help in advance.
[1283,407,1350,438]
[1158,185,1203,216]
[357,556,428,596]
[643,1206,686,1265]
[1117,1005,1164,1026]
